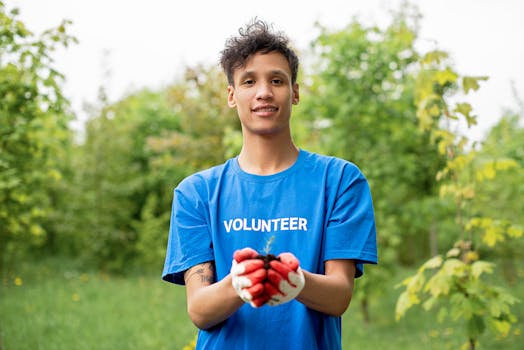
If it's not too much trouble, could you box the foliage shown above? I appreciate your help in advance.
[0,2,76,270]
[396,243,519,345]
[147,64,240,172]
[472,112,524,283]
[137,65,239,269]
[3,4,524,348]
[2,258,522,350]
[395,48,522,349]
[132,193,170,270]
[59,64,240,272]
[299,8,445,321]
[58,87,181,272]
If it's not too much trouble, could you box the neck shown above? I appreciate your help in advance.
[238,133,299,175]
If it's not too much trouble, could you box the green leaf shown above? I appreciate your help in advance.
[463,76,489,93]
[442,258,466,276]
[488,298,506,319]
[471,261,494,279]
[421,50,449,65]
[460,342,471,350]
[491,320,511,338]
[434,68,458,86]
[406,273,426,292]
[482,225,505,247]
[395,290,420,320]
[420,255,443,271]
[507,225,523,238]
[454,102,477,127]
[467,316,485,339]
[425,271,451,297]
[422,297,437,311]
[446,247,460,258]
[263,235,275,254]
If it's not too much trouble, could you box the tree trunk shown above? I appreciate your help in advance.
[429,218,438,257]
[360,298,370,324]
[0,236,6,279]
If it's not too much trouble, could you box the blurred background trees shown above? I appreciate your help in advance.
[393,47,522,349]
[1,1,522,346]
[0,2,76,270]
[296,11,446,322]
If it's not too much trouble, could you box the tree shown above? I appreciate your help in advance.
[472,111,524,283]
[395,50,522,350]
[298,9,444,321]
[0,2,75,270]
[147,64,241,170]
[62,64,239,272]
[58,86,181,272]
[141,64,240,269]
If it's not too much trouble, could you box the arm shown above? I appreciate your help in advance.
[184,262,244,330]
[296,259,356,317]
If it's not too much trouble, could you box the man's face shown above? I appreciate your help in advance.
[227,51,299,137]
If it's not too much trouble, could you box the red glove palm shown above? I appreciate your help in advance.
[231,248,268,307]
[231,249,305,307]
[265,252,305,306]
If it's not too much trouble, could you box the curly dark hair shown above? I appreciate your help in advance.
[219,19,299,85]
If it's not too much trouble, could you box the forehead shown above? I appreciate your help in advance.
[233,51,292,80]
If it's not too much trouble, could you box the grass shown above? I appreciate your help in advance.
[1,257,522,349]
[344,266,524,350]
[0,257,195,350]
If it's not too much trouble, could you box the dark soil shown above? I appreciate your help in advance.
[255,254,280,269]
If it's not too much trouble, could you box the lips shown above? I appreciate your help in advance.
[252,105,278,116]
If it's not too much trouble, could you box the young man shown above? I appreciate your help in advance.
[162,20,377,349]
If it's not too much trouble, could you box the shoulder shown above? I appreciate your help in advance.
[175,159,234,195]
[301,150,365,180]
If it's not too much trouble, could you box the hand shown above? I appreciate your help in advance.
[265,252,305,306]
[230,248,268,307]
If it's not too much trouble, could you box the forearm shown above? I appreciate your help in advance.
[295,262,355,316]
[186,274,244,330]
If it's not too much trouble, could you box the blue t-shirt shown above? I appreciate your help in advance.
[163,149,378,350]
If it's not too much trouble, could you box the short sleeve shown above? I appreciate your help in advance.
[324,163,378,277]
[162,178,214,285]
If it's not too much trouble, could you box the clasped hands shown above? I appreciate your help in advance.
[230,247,305,308]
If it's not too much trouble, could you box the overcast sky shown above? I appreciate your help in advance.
[9,0,524,141]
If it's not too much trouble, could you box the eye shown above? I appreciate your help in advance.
[243,79,255,85]
[271,78,283,85]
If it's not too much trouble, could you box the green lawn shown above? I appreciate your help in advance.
[344,266,524,350]
[1,258,522,349]
[0,258,195,350]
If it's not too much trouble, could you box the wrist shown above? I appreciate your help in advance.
[294,269,310,301]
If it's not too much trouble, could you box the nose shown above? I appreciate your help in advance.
[255,82,273,100]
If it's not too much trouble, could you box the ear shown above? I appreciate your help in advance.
[227,85,236,108]
[292,83,300,105]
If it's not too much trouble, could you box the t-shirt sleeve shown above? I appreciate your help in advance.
[324,162,378,277]
[162,177,214,285]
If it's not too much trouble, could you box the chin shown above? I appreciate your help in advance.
[247,126,288,137]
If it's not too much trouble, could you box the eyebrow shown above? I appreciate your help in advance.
[237,69,289,81]
[238,71,254,81]
[268,69,288,77]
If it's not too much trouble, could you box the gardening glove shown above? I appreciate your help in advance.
[265,252,305,306]
[231,248,268,307]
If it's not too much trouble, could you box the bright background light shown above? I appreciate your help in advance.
[10,0,524,141]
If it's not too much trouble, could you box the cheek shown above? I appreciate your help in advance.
[235,92,252,107]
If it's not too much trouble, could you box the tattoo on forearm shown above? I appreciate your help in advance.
[185,262,215,285]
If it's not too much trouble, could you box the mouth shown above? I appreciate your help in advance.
[252,105,278,116]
